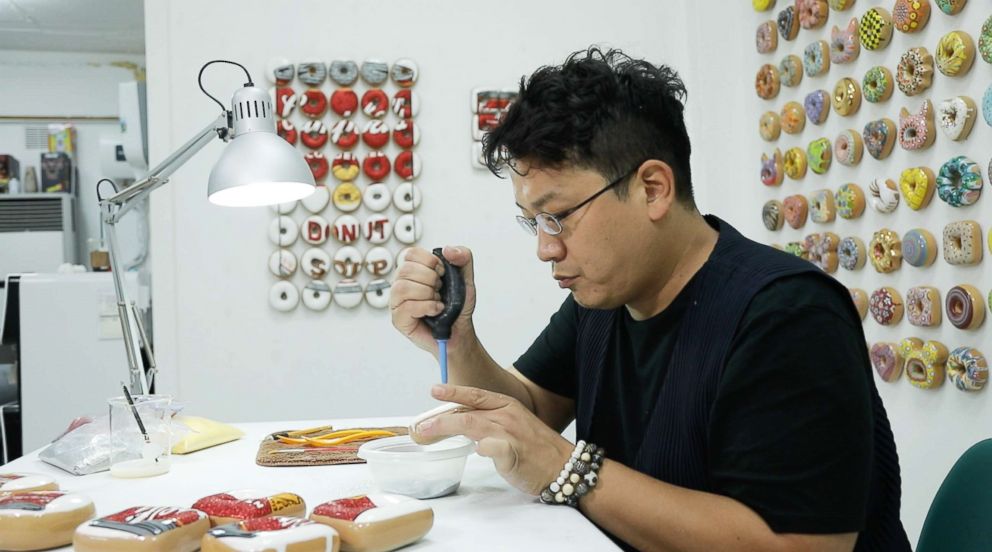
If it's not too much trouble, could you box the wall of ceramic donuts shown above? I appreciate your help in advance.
[263,57,422,313]
[753,0,992,394]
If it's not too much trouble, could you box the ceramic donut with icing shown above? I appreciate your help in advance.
[869,178,900,213]
[833,130,863,166]
[333,280,364,309]
[869,229,902,273]
[202,517,339,552]
[870,287,904,325]
[297,60,327,87]
[757,21,778,54]
[753,0,774,11]
[899,100,935,150]
[906,286,942,327]
[391,58,419,87]
[850,288,869,320]
[981,15,992,65]
[862,66,893,103]
[301,248,332,280]
[900,338,948,389]
[394,214,423,245]
[806,138,831,175]
[364,246,394,277]
[329,60,359,87]
[762,200,784,231]
[937,97,977,141]
[332,214,361,245]
[268,249,297,278]
[304,151,329,182]
[330,120,359,150]
[300,120,329,149]
[362,120,390,149]
[804,90,829,125]
[361,89,389,118]
[363,152,391,181]
[863,118,896,160]
[777,5,799,40]
[870,343,903,382]
[942,220,983,265]
[784,242,808,259]
[266,58,294,86]
[299,89,328,118]
[948,347,988,391]
[984,84,992,128]
[832,78,861,116]
[360,59,389,86]
[276,120,298,145]
[192,491,306,527]
[936,31,976,77]
[331,88,359,118]
[332,153,361,182]
[392,89,420,119]
[937,156,983,207]
[935,0,966,15]
[309,494,433,552]
[364,279,392,310]
[395,151,422,181]
[829,0,854,10]
[834,183,865,219]
[830,18,860,64]
[0,473,57,494]
[804,232,840,272]
[268,216,298,247]
[0,491,95,551]
[783,195,809,229]
[901,229,937,267]
[393,182,422,213]
[802,41,830,77]
[809,189,836,223]
[860,7,893,51]
[363,183,391,212]
[899,167,936,210]
[838,237,866,270]
[946,285,985,330]
[778,55,803,87]
[302,280,332,311]
[394,119,420,148]
[269,281,299,313]
[896,48,934,96]
[893,0,930,34]
[780,102,806,134]
[797,0,828,29]
[333,182,362,213]
[761,149,783,186]
[272,87,297,119]
[364,214,393,245]
[74,506,209,552]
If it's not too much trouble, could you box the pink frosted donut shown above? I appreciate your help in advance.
[798,0,828,29]
[833,129,863,166]
[870,343,903,382]
[906,286,942,327]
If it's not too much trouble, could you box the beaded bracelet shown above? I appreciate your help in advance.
[539,440,605,507]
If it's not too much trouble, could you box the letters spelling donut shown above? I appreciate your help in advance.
[870,287,904,325]
[300,89,328,118]
[830,18,860,64]
[850,288,869,320]
[778,6,800,40]
[860,7,894,51]
[330,120,359,150]
[761,149,784,186]
[893,0,930,34]
[863,118,896,160]
[362,120,390,149]
[898,100,936,150]
[395,151,422,181]
[329,60,359,87]
[838,237,866,271]
[901,229,937,267]
[363,152,391,181]
[937,156,983,207]
[948,347,988,391]
[331,88,359,118]
[942,220,983,266]
[900,338,948,389]
[899,167,936,210]
[364,214,393,245]
[277,120,298,145]
[300,120,329,149]
[870,343,903,382]
[946,285,986,330]
[936,31,976,77]
[362,89,389,118]
[906,286,942,327]
[869,178,900,213]
[394,119,420,148]
[869,229,902,273]
[304,151,329,182]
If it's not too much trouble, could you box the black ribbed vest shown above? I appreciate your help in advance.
[574,217,909,550]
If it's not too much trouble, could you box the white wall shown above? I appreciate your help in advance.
[685,3,992,545]
[144,0,690,422]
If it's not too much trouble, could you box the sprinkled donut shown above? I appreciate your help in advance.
[304,151,329,182]
[870,287,904,325]
[830,0,854,10]
[758,21,779,54]
[862,66,893,103]
[830,19,861,64]
[761,149,784,186]
[763,200,784,230]
[300,120,328,149]
[835,183,865,219]
[902,229,938,267]
[863,118,896,159]
[779,55,803,87]
[907,286,942,327]
[297,60,327,87]
[759,112,781,141]
[834,130,863,166]
[391,58,419,87]
[393,119,420,148]
[804,232,840,272]
[851,288,869,319]
[783,147,807,180]
[832,78,862,116]
[783,194,809,229]
[393,89,420,119]
[937,156,983,207]
[330,89,359,118]
[395,151,422,181]
[901,338,948,389]
[330,120,359,150]
[809,189,836,223]
[938,96,977,141]
[362,89,389,118]
[898,100,936,150]
[869,178,900,213]
[785,241,808,258]
[869,229,902,273]
[860,7,894,51]
[936,31,976,77]
[936,0,966,15]
[755,64,780,99]
[361,120,390,149]
[277,120,297,145]
[984,84,992,127]
[946,285,985,330]
[331,153,360,181]
[896,47,934,96]
[798,0,828,29]
[838,236,866,270]
[803,41,830,77]
[893,0,930,33]
[899,167,936,210]
[804,90,830,124]
[781,101,806,133]
[329,60,359,86]
[943,220,983,265]
[363,151,391,181]
[807,138,832,174]
[360,59,389,86]
[870,343,903,381]
[273,87,297,118]
[299,89,328,118]
[777,5,800,40]
[980,15,992,64]
[948,347,988,391]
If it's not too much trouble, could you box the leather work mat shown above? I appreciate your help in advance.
[255,425,408,467]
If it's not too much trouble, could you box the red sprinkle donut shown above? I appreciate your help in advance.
[363,151,391,180]
[277,120,298,145]
[393,119,419,148]
[330,89,358,118]
[362,120,390,149]
[274,87,297,118]
[392,89,420,119]
[304,151,329,182]
[300,89,327,118]
[361,89,389,118]
[394,150,422,181]
[300,120,329,149]
[330,120,358,150]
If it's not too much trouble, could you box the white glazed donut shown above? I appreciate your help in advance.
[365,279,392,309]
[301,248,332,279]
[74,506,210,552]
[266,57,295,86]
[364,214,393,245]
[268,249,297,278]
[202,517,339,552]
[363,183,391,212]
[268,216,298,246]
[393,183,422,212]
[364,246,394,276]
[391,58,419,87]
[333,280,364,308]
[394,214,423,244]
[937,96,977,141]
[269,201,296,215]
[0,473,58,493]
[302,280,333,311]
[301,185,329,213]
[269,281,299,312]
[301,215,330,245]
[334,246,363,278]
[0,491,95,551]
[332,214,361,244]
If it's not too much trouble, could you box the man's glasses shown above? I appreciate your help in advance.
[516,165,640,236]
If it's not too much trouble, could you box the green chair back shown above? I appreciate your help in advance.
[916,438,992,552]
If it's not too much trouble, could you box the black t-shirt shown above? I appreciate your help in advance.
[515,272,875,536]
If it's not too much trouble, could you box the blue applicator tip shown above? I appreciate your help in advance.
[438,339,448,384]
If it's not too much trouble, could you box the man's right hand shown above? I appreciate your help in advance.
[390,245,478,357]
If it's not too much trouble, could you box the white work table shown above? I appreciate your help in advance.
[5,417,619,551]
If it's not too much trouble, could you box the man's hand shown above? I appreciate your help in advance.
[389,246,478,356]
[417,384,574,495]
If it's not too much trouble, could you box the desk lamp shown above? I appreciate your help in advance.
[99,60,315,395]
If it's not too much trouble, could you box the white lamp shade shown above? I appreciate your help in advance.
[207,131,315,207]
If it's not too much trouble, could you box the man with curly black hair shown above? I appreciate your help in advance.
[390,47,909,551]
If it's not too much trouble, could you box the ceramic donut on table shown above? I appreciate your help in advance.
[364,246,394,277]
[859,7,893,51]
[395,151,422,181]
[364,279,392,310]
[201,517,339,552]
[869,229,902,273]
[755,64,780,100]
[268,281,300,312]
[394,214,423,245]
[361,89,389,118]
[937,156,982,207]
[333,182,362,213]
[870,287,904,325]
[804,90,830,125]
[835,183,865,219]
[899,167,936,210]
[829,18,860,64]
[838,237,866,270]
[304,152,330,183]
[301,215,330,246]
[276,120,298,146]
[761,149,783,186]
[299,89,328,119]
[901,229,937,267]
[778,55,802,87]
[394,183,422,213]
[332,153,361,182]
[900,338,948,389]
[393,119,420,148]
[329,60,359,87]
[777,5,799,40]
[302,185,330,213]
[301,248,332,279]
[360,59,389,86]
[268,216,298,247]
[300,121,329,149]
[906,286,942,327]
[361,120,390,149]
[947,347,988,391]
[833,130,863,166]
[330,120,359,150]
[0,491,95,551]
[297,60,327,87]
[783,195,808,229]
[391,58,419,87]
[0,473,57,493]
[332,214,361,245]
[936,31,976,77]
[266,58,294,86]
[268,249,297,278]
[192,491,306,527]
[850,288,869,320]
[946,285,985,330]
[937,97,977,141]
[802,41,830,77]
[302,280,333,311]
[762,200,784,231]
[74,506,209,552]
[893,0,930,33]
[392,89,420,119]
[363,183,391,212]
[896,48,934,97]
[309,494,433,552]
[862,66,893,104]
[364,214,393,245]
[869,178,900,213]
[942,220,983,266]
[863,118,897,160]
[330,88,359,118]
[333,280,365,309]
[870,343,903,382]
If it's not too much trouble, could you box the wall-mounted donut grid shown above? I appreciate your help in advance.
[753,0,991,392]
[470,87,518,169]
[265,57,422,312]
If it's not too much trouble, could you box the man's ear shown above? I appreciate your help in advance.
[640,160,676,221]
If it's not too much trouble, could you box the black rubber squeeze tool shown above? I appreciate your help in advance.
[423,248,466,383]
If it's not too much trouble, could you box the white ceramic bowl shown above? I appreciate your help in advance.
[357,435,474,499]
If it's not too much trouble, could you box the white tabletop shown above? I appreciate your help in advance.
[4,417,618,551]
